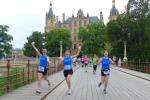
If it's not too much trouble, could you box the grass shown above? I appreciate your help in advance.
[0,64,37,96]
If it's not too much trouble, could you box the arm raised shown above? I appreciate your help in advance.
[31,42,41,56]
[71,46,81,58]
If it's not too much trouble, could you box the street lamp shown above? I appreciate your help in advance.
[123,32,131,62]
[60,40,62,57]
[123,41,127,62]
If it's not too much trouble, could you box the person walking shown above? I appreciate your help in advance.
[31,42,52,94]
[97,50,114,94]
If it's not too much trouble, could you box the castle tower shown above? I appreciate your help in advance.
[62,13,65,23]
[100,12,104,23]
[109,0,119,21]
[45,2,57,32]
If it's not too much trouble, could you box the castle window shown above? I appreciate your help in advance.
[79,20,82,26]
[74,36,76,41]
[74,21,77,26]
[74,29,77,33]
[74,44,77,49]
[79,15,82,18]
[84,20,87,26]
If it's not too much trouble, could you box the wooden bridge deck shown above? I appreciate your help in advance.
[0,65,150,100]
[44,67,150,100]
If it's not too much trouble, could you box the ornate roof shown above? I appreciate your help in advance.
[48,2,54,19]
[77,9,84,18]
[110,5,119,16]
[110,0,119,16]
[89,17,99,23]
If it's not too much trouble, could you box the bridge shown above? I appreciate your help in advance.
[0,64,150,100]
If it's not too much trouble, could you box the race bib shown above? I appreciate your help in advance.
[38,66,45,72]
[64,65,72,70]
[103,70,110,75]
[85,61,88,64]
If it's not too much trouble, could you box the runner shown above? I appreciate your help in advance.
[89,57,92,67]
[92,54,98,74]
[83,55,89,72]
[97,50,114,94]
[59,46,81,95]
[31,42,52,94]
[81,57,84,68]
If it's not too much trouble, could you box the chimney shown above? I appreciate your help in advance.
[62,13,65,23]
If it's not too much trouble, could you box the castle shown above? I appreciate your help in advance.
[45,0,119,49]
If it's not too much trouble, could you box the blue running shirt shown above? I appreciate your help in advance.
[63,57,73,70]
[101,57,111,70]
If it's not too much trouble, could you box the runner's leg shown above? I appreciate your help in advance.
[36,72,42,93]
[44,75,50,86]
[104,76,109,90]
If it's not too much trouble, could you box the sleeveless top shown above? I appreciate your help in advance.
[101,57,110,70]
[63,57,73,70]
[92,57,97,65]
[83,57,89,64]
[40,55,48,67]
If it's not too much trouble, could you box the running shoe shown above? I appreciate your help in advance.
[98,83,102,87]
[103,89,107,94]
[48,81,50,86]
[36,89,41,94]
[68,89,71,95]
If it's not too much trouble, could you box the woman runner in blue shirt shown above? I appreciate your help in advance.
[97,50,114,94]
[32,42,53,94]
[59,46,81,95]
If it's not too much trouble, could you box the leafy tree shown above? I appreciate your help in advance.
[0,25,13,58]
[45,29,71,57]
[127,0,150,46]
[23,31,44,57]
[107,0,150,60]
[78,23,107,55]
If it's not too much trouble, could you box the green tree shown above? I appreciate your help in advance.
[107,0,150,60]
[78,23,107,55]
[127,0,150,60]
[45,29,71,57]
[23,31,44,57]
[0,25,13,58]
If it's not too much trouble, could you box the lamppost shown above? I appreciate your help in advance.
[123,41,127,62]
[60,40,62,57]
[123,33,130,62]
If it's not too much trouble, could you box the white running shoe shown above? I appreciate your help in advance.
[36,89,41,94]
[68,89,71,95]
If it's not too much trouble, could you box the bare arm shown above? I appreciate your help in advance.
[31,42,41,56]
[97,58,101,65]
[71,46,81,58]
[110,58,115,64]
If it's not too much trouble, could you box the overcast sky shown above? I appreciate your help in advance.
[0,0,128,49]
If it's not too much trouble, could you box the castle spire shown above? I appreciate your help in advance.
[113,0,115,6]
[50,2,52,8]
[48,2,54,19]
[100,12,104,23]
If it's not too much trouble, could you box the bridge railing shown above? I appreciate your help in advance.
[0,58,63,96]
[122,61,150,74]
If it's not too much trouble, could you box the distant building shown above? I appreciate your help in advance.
[44,3,105,49]
[12,48,24,59]
[109,0,119,21]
